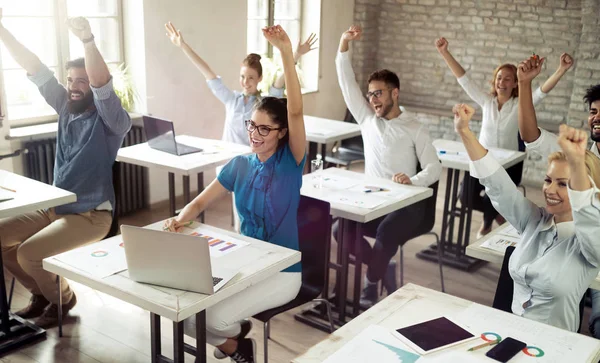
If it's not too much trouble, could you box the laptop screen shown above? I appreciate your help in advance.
[143,116,178,154]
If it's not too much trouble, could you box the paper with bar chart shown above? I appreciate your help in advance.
[182,226,250,258]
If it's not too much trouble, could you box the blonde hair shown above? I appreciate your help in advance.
[548,150,600,197]
[490,64,519,98]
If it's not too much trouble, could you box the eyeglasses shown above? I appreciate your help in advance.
[245,120,282,136]
[365,89,391,100]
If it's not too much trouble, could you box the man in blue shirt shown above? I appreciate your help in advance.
[0,12,131,328]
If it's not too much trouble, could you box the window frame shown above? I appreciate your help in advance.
[1,0,125,127]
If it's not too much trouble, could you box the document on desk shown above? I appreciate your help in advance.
[54,238,128,278]
[182,226,249,258]
[496,223,521,239]
[452,303,600,363]
[480,235,519,253]
[323,325,421,363]
[0,188,15,202]
[320,175,359,190]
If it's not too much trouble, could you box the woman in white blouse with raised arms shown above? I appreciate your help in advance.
[454,102,600,332]
[435,37,574,237]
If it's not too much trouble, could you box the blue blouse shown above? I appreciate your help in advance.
[218,144,305,272]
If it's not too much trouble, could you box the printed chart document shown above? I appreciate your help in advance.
[480,235,519,253]
[54,238,128,278]
[323,325,421,363]
[182,226,249,258]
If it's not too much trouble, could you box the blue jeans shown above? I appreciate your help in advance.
[590,289,600,338]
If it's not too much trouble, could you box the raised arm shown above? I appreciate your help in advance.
[454,103,542,232]
[517,55,546,143]
[0,8,43,75]
[264,25,305,164]
[273,33,317,89]
[540,53,574,94]
[67,17,110,87]
[165,22,217,80]
[435,37,466,78]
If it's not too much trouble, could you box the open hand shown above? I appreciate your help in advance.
[165,22,184,47]
[517,55,545,83]
[296,33,318,57]
[453,103,475,133]
[341,25,362,42]
[559,53,574,72]
[393,173,412,185]
[263,25,292,52]
[67,17,93,41]
[435,37,449,54]
[557,124,588,163]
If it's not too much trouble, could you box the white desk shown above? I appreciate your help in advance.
[294,283,600,363]
[299,168,433,325]
[43,220,300,363]
[467,222,600,290]
[0,170,76,354]
[116,135,251,216]
[0,169,76,219]
[303,115,362,165]
[418,139,526,271]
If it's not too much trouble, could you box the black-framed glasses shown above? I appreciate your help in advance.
[245,120,282,136]
[365,89,391,100]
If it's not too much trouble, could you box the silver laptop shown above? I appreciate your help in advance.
[143,115,203,156]
[120,225,237,294]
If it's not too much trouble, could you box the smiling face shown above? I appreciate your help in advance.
[367,80,398,118]
[542,160,572,218]
[239,66,262,96]
[494,68,518,99]
[588,100,600,142]
[248,109,287,158]
[66,67,94,114]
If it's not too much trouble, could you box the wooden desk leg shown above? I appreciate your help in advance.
[183,175,191,205]
[150,313,161,363]
[173,321,184,363]
[168,173,176,217]
[195,311,207,363]
[352,221,363,317]
[197,172,205,223]
[338,219,350,323]
[320,144,327,161]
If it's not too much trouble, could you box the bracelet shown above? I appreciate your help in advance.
[82,34,95,44]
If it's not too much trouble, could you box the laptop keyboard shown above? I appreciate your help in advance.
[213,277,223,286]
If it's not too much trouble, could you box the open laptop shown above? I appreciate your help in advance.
[143,115,203,156]
[120,225,237,294]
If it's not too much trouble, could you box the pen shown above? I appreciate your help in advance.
[438,150,460,155]
[364,189,383,193]
[163,220,194,231]
[0,185,16,193]
[468,339,500,352]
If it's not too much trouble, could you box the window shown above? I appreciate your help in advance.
[247,0,320,93]
[0,0,124,126]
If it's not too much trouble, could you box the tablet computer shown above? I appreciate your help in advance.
[393,317,477,355]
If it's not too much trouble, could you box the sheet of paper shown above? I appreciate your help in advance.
[437,151,469,163]
[496,224,521,239]
[328,190,389,209]
[323,325,421,363]
[55,238,128,278]
[181,226,249,258]
[0,188,15,202]
[419,351,481,363]
[480,235,519,253]
[451,303,600,363]
[320,175,360,190]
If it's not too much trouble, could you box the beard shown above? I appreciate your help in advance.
[67,90,94,114]
[378,100,394,118]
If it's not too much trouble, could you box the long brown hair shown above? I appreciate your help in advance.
[489,64,519,98]
[242,53,263,78]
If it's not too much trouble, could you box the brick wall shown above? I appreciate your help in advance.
[351,0,599,186]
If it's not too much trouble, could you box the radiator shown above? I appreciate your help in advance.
[23,125,147,217]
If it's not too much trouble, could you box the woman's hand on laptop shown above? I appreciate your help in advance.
[163,218,186,233]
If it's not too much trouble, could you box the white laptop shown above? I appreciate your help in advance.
[120,225,237,294]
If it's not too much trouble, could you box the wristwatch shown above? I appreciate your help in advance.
[82,34,95,44]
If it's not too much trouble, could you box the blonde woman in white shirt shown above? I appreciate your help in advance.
[435,37,573,237]
[454,102,600,332]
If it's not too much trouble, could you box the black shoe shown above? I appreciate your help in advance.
[14,294,50,319]
[214,319,253,359]
[382,261,398,295]
[359,280,378,309]
[229,338,256,363]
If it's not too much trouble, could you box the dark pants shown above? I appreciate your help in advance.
[332,200,427,283]
[460,161,524,229]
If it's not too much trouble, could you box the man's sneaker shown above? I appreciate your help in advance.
[359,280,378,309]
[214,319,253,359]
[14,294,50,319]
[33,293,77,329]
[228,337,256,363]
[382,260,398,295]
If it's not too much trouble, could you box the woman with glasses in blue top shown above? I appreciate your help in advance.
[454,101,600,333]
[164,25,306,363]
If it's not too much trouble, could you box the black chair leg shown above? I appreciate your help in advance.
[8,277,15,309]
[263,320,270,363]
[431,232,445,292]
[57,275,63,337]
[313,298,335,333]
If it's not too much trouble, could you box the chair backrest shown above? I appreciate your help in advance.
[297,195,332,290]
[493,245,515,313]
[340,108,364,153]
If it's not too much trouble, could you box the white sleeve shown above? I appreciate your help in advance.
[532,86,548,106]
[524,127,560,159]
[569,181,600,266]
[456,72,493,108]
[410,126,442,187]
[335,51,374,125]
